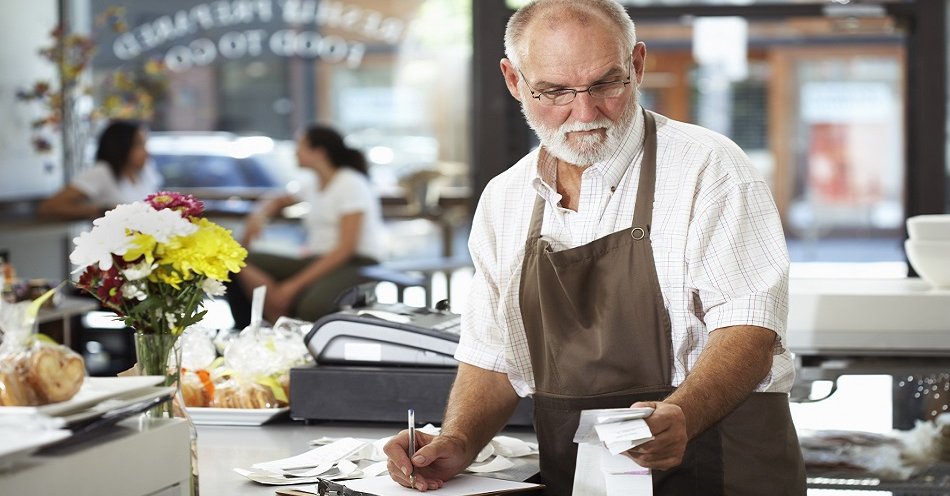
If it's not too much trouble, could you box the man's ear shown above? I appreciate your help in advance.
[500,58,523,101]
[632,42,647,86]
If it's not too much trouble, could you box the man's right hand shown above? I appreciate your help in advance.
[383,430,470,492]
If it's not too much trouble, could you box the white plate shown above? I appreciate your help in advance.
[186,406,289,426]
[0,376,165,417]
[0,428,72,470]
[59,386,177,426]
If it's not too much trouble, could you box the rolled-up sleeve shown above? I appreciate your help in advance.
[686,180,790,352]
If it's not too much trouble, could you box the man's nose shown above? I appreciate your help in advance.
[570,91,601,122]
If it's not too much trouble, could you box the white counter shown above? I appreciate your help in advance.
[195,421,538,496]
[0,417,191,496]
[787,277,950,355]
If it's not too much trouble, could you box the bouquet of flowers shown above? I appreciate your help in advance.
[70,192,247,336]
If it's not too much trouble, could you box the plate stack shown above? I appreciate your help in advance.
[905,214,950,288]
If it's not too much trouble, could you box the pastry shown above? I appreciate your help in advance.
[180,369,213,407]
[212,381,283,409]
[0,344,85,406]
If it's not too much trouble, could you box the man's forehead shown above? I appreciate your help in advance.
[520,18,626,79]
[521,11,624,57]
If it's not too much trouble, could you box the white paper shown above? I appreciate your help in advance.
[233,468,321,486]
[490,436,538,458]
[361,460,390,477]
[594,419,654,454]
[340,474,541,496]
[574,408,654,495]
[572,444,652,496]
[250,286,266,328]
[574,407,653,444]
[252,437,366,471]
[242,429,537,488]
[573,443,607,495]
[282,462,334,477]
[599,449,649,476]
[600,447,653,496]
[466,455,514,473]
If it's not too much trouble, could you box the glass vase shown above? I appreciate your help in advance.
[134,331,200,496]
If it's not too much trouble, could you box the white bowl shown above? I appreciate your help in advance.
[905,239,950,288]
[907,214,950,241]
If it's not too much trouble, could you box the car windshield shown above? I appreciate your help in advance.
[151,154,278,189]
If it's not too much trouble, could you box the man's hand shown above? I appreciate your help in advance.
[383,430,469,492]
[624,401,688,470]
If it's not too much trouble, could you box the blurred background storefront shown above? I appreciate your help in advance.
[1,0,949,469]
[2,0,947,279]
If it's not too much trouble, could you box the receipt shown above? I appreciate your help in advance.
[594,419,654,455]
[252,438,366,472]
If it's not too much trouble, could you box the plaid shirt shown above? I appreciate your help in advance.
[456,107,794,397]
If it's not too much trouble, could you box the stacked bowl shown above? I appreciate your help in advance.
[905,214,950,288]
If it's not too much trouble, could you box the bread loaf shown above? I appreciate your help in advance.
[0,344,85,406]
[211,381,283,409]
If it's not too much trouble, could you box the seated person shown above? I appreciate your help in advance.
[227,124,384,327]
[38,120,160,219]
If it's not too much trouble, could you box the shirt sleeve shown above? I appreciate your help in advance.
[454,185,509,373]
[70,165,113,200]
[331,172,374,215]
[685,179,790,353]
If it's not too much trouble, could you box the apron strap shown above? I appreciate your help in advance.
[632,110,658,231]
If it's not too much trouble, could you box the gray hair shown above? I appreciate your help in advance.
[504,0,637,69]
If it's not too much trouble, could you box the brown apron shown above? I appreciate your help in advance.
[519,110,806,495]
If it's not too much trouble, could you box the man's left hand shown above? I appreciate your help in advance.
[624,401,688,470]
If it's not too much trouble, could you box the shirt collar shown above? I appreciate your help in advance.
[531,105,644,197]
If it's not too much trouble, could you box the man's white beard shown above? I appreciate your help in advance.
[521,90,639,166]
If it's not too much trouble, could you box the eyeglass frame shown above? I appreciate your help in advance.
[316,477,375,496]
[517,63,633,106]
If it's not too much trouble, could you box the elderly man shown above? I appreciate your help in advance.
[384,0,805,494]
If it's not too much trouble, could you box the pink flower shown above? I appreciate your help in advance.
[146,191,204,218]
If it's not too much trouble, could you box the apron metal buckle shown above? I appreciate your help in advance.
[631,227,646,240]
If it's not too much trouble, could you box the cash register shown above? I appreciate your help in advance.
[290,284,533,426]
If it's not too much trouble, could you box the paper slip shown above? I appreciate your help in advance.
[572,444,652,496]
[252,437,366,471]
[594,419,654,455]
[573,407,653,444]
[340,474,542,496]
[490,436,538,458]
[467,455,514,473]
[233,468,321,486]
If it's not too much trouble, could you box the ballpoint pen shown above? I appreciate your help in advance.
[408,408,416,488]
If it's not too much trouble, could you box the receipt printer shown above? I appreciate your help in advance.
[304,302,461,367]
[292,300,534,426]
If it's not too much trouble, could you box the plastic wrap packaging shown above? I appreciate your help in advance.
[178,326,220,408]
[183,286,313,409]
[211,320,312,409]
[0,296,85,406]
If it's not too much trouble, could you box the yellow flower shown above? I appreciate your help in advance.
[123,232,157,265]
[150,265,184,289]
[161,219,246,282]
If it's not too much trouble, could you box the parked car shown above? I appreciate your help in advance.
[147,132,299,190]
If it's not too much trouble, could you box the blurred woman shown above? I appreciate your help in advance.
[38,120,160,219]
[227,124,384,326]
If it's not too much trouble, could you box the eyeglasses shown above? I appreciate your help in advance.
[316,478,374,496]
[519,66,632,106]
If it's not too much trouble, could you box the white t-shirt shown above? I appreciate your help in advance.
[302,168,384,261]
[71,161,163,207]
[456,108,794,397]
